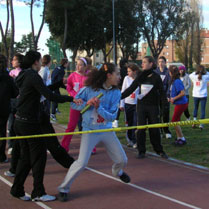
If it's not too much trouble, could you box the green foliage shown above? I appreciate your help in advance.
[45,0,139,60]
[137,0,188,59]
[14,33,36,54]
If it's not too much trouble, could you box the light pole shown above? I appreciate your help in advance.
[112,0,116,64]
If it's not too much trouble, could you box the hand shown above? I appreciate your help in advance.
[170,98,175,104]
[120,107,125,111]
[73,98,83,105]
[87,97,100,108]
[63,78,67,84]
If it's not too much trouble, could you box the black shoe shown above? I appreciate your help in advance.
[119,172,131,183]
[159,152,168,159]
[136,152,145,159]
[58,192,69,202]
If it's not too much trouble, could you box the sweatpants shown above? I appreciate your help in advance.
[11,120,47,199]
[136,104,164,154]
[58,132,128,193]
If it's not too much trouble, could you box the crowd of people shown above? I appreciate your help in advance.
[0,50,208,202]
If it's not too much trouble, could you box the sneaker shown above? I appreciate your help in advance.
[7,148,13,155]
[50,114,57,121]
[32,194,56,202]
[199,124,204,130]
[58,192,69,202]
[173,139,187,146]
[112,120,118,128]
[159,152,168,159]
[19,195,31,201]
[136,152,145,159]
[4,170,15,177]
[133,143,137,149]
[165,133,172,139]
[119,172,131,183]
[186,117,191,121]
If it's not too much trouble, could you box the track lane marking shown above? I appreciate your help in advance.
[0,175,52,209]
[86,167,202,209]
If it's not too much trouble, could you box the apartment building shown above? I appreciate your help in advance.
[141,29,209,65]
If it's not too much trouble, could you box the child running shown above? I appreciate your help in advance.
[120,63,139,148]
[168,65,188,146]
[58,63,130,202]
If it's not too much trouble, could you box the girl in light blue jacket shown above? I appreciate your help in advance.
[58,63,130,202]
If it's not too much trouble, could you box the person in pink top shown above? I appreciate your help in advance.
[61,57,96,153]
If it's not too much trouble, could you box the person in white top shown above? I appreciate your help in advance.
[179,65,191,120]
[189,65,209,129]
[120,63,139,148]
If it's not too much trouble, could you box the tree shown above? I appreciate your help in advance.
[0,0,15,65]
[137,0,188,60]
[14,33,36,53]
[19,0,47,51]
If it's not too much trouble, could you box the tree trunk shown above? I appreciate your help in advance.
[35,0,47,51]
[0,22,9,58]
[9,0,15,67]
[62,8,68,58]
[189,20,194,69]
[30,0,36,50]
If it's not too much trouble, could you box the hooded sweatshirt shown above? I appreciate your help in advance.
[15,68,73,123]
[0,70,19,117]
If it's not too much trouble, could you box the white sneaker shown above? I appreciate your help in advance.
[8,148,13,155]
[165,133,172,139]
[19,195,31,201]
[199,124,204,130]
[4,170,15,177]
[133,143,137,149]
[32,194,56,202]
[112,120,118,128]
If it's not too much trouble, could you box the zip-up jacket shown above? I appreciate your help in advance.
[15,68,73,123]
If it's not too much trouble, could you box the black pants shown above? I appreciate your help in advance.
[9,139,20,174]
[136,104,164,154]
[124,103,137,143]
[184,95,190,119]
[39,102,74,168]
[51,89,60,114]
[0,116,8,162]
[11,120,47,199]
[160,100,171,134]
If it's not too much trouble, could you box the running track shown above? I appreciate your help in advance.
[0,123,209,209]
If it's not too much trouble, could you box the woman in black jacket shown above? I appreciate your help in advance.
[121,56,168,159]
[10,51,79,202]
[0,54,19,163]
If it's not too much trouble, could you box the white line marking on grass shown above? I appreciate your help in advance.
[0,175,52,209]
[86,167,202,209]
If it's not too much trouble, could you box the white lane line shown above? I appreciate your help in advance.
[86,167,202,209]
[0,175,52,209]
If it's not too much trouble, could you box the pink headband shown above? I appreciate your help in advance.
[79,57,87,66]
[179,65,186,71]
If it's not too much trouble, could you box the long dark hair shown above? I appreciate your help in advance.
[85,63,117,90]
[195,65,206,80]
[0,54,8,73]
[13,53,24,69]
[169,65,180,84]
[22,50,41,69]
[143,56,157,69]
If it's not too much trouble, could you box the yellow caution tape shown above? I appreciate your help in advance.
[0,119,208,141]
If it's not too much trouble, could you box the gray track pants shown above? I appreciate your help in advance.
[58,132,128,193]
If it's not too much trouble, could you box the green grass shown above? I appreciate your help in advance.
[56,88,209,168]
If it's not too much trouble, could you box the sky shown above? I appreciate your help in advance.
[0,0,209,58]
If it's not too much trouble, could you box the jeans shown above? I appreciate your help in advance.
[193,97,207,119]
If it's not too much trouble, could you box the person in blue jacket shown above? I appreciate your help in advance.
[51,58,69,121]
[58,63,130,202]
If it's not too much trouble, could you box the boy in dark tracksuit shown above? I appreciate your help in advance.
[121,56,168,159]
